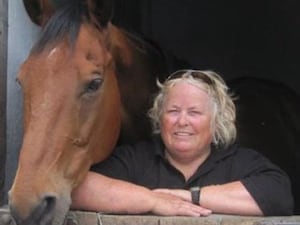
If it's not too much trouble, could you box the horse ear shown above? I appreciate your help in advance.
[88,0,114,27]
[23,0,57,26]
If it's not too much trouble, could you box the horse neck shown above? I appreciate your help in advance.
[108,23,166,80]
[107,24,167,143]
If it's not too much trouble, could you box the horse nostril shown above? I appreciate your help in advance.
[10,195,57,225]
[33,195,57,224]
[42,195,56,212]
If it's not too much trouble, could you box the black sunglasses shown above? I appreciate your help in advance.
[166,69,215,86]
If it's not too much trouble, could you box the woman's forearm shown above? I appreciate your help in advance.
[71,171,156,213]
[155,181,263,216]
[71,171,211,216]
[200,181,263,216]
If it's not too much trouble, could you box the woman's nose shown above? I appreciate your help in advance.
[177,113,188,126]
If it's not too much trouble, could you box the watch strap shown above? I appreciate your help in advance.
[190,186,200,205]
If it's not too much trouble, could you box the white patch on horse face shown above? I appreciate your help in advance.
[47,47,59,59]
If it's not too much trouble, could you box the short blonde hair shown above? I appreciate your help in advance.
[148,69,236,148]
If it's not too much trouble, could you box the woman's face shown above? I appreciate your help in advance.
[160,81,214,162]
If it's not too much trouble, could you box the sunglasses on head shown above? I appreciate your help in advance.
[166,69,215,85]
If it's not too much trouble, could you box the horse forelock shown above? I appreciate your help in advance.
[31,0,100,54]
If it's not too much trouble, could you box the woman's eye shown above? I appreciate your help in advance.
[86,78,103,93]
[189,111,201,116]
[166,109,179,114]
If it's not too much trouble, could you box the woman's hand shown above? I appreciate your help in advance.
[152,189,211,216]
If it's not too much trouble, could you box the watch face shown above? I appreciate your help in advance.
[190,186,200,192]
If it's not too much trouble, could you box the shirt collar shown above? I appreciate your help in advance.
[152,134,238,172]
[152,134,165,157]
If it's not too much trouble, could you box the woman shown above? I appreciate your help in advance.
[71,70,294,216]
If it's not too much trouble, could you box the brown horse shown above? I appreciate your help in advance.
[8,0,166,224]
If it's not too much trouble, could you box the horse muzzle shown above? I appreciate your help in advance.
[8,192,70,225]
[9,194,56,225]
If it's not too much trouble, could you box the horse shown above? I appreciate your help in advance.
[8,0,167,224]
[7,2,300,224]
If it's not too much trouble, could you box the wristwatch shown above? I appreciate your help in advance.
[190,186,201,205]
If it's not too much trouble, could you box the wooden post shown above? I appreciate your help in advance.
[0,0,8,206]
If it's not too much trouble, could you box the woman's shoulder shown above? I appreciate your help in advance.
[215,144,256,158]
[219,144,267,159]
[219,144,285,174]
[213,144,275,169]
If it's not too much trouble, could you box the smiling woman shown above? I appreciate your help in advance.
[159,81,214,171]
[149,70,236,148]
[72,70,294,217]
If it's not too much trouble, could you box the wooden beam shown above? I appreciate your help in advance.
[1,209,300,225]
[0,0,8,206]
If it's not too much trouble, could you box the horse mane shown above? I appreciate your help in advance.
[29,0,167,70]
[31,1,90,54]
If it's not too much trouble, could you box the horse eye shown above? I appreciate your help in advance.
[86,78,103,93]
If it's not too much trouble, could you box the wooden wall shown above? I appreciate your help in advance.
[0,0,8,206]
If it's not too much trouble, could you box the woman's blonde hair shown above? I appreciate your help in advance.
[148,69,236,148]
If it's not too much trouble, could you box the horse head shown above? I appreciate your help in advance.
[23,0,113,26]
[9,0,120,224]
